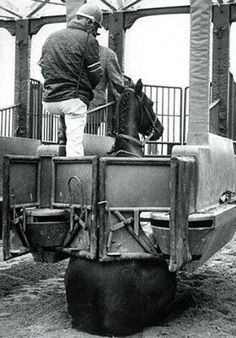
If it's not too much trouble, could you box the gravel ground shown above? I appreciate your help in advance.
[0,233,235,338]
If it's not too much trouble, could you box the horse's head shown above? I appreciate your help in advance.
[133,79,164,141]
[111,79,164,157]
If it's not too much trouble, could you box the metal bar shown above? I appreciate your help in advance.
[122,0,142,11]
[31,0,65,6]
[0,5,22,18]
[27,0,52,18]
[100,0,117,11]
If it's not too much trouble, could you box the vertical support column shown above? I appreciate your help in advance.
[40,156,53,208]
[65,0,86,24]
[108,12,125,135]
[15,19,31,138]
[108,12,125,72]
[212,6,230,137]
[187,0,212,145]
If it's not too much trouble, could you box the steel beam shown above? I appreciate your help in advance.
[30,15,66,35]
[124,6,190,29]
[0,19,16,35]
[108,12,125,71]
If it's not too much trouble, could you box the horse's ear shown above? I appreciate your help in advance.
[135,79,143,96]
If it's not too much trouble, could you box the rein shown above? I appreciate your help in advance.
[136,94,160,140]
[116,134,144,147]
[115,87,160,151]
[120,88,158,141]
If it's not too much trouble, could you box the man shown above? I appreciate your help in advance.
[85,44,124,136]
[89,45,124,110]
[40,3,103,156]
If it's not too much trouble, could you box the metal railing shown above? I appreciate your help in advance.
[41,101,115,143]
[85,102,114,136]
[29,79,43,139]
[144,85,183,155]
[0,103,20,137]
[0,82,188,156]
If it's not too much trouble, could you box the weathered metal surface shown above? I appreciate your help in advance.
[2,155,40,260]
[25,208,70,247]
[2,151,236,270]
[189,203,236,271]
[151,211,214,257]
[2,155,99,262]
[15,19,31,138]
[108,12,125,71]
[99,157,170,208]
[0,136,40,196]
[40,156,53,208]
[212,5,230,137]
[98,157,170,260]
[169,156,197,271]
[150,202,236,272]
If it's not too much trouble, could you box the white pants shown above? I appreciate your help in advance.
[43,98,87,157]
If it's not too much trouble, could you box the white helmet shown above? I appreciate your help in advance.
[76,3,103,27]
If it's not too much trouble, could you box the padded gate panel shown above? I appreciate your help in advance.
[99,157,171,260]
[2,156,40,260]
[100,157,170,208]
[6,156,39,206]
[52,157,98,207]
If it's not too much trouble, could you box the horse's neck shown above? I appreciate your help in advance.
[118,104,139,138]
[114,91,144,157]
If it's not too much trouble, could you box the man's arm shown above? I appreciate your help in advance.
[86,36,103,89]
[106,48,124,100]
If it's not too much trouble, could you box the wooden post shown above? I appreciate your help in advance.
[187,0,212,145]
[108,12,125,135]
[212,6,230,137]
[15,19,31,138]
[169,156,196,272]
[108,12,125,72]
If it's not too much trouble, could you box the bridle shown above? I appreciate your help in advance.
[116,88,159,147]
[136,92,161,141]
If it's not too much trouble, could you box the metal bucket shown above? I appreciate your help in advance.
[25,208,70,247]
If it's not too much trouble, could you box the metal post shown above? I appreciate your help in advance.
[108,12,125,72]
[108,12,125,135]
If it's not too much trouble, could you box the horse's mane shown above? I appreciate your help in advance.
[116,89,134,134]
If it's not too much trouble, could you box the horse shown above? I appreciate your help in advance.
[109,78,164,157]
[57,79,163,157]
[64,80,177,337]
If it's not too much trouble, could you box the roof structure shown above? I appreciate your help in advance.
[0,0,234,21]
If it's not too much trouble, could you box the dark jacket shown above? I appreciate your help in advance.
[40,19,103,106]
[89,45,124,110]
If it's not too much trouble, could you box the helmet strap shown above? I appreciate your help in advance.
[85,18,96,33]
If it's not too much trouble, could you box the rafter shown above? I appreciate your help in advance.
[31,0,65,6]
[27,0,52,18]
[122,0,142,11]
[0,5,22,18]
[0,14,14,20]
[99,0,117,11]
[116,0,125,10]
